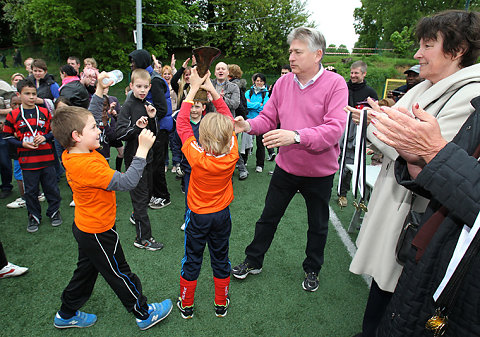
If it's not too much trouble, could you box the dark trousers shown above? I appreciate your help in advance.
[244,165,333,273]
[0,241,7,269]
[53,139,65,180]
[60,223,149,320]
[0,136,12,192]
[150,130,170,200]
[127,161,152,240]
[183,172,191,219]
[181,207,232,281]
[361,279,393,337]
[242,134,274,168]
[23,166,61,221]
[169,129,181,166]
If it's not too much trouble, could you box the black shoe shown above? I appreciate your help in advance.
[134,237,164,251]
[215,297,230,317]
[27,216,40,233]
[232,261,262,279]
[176,297,194,319]
[50,211,62,227]
[302,272,319,292]
[0,190,12,199]
[149,197,171,209]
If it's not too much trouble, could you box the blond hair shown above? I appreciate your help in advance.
[51,106,92,149]
[162,65,172,75]
[130,68,151,84]
[228,64,243,79]
[177,66,191,106]
[199,113,233,156]
[84,57,97,68]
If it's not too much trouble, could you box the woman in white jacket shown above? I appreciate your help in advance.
[347,10,480,337]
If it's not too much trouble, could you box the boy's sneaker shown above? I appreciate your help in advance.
[267,152,276,161]
[129,213,136,225]
[302,272,319,292]
[176,297,194,319]
[0,262,28,279]
[38,193,46,202]
[27,216,40,233]
[149,197,171,209]
[134,237,164,251]
[255,166,263,173]
[175,165,185,177]
[136,300,173,330]
[215,297,230,317]
[239,170,248,180]
[7,197,26,209]
[148,197,155,207]
[232,261,262,279]
[50,211,63,227]
[54,310,97,329]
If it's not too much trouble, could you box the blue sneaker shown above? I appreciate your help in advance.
[136,299,173,330]
[54,311,97,329]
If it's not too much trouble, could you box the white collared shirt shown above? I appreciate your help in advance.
[293,65,324,90]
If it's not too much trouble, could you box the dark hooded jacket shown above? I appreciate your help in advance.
[128,50,172,131]
[28,73,59,101]
[377,96,480,337]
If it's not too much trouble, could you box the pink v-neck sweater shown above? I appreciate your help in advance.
[248,71,348,177]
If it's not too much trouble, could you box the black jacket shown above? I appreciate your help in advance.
[128,49,168,122]
[28,73,57,100]
[377,96,480,337]
[115,94,157,166]
[59,80,90,109]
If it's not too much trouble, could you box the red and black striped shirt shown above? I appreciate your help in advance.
[3,106,55,170]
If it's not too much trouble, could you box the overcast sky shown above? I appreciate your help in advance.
[306,0,362,51]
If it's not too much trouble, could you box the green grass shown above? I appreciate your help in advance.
[1,149,368,336]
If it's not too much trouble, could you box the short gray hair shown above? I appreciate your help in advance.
[351,60,367,73]
[287,27,326,59]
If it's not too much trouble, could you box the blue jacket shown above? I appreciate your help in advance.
[246,86,269,120]
[148,67,173,131]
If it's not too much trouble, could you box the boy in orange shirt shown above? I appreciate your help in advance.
[50,105,172,330]
[176,68,239,319]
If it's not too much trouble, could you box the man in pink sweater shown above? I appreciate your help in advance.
[232,27,348,292]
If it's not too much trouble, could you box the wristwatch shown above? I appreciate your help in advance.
[293,130,301,144]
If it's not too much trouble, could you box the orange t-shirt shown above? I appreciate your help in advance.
[62,150,116,233]
[181,134,239,214]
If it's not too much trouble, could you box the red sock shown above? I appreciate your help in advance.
[214,276,230,306]
[180,276,197,307]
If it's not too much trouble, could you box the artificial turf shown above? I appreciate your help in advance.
[0,154,368,336]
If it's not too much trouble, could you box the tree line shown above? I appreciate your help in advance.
[354,0,480,56]
[0,0,310,70]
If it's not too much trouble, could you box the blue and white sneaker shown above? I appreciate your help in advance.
[136,299,173,330]
[54,310,97,329]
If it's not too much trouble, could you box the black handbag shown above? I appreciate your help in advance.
[396,209,422,265]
